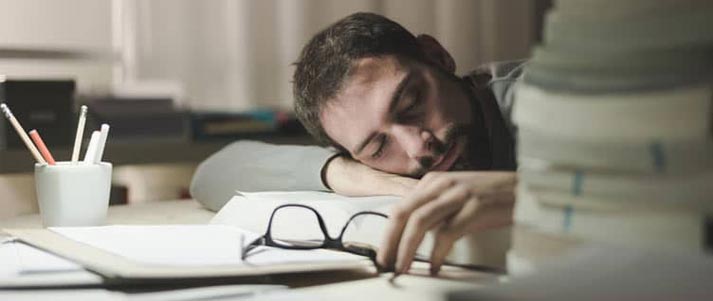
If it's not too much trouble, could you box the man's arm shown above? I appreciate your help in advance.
[324,156,418,197]
[190,141,335,211]
[190,140,416,211]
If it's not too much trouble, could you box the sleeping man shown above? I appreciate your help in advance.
[191,12,523,275]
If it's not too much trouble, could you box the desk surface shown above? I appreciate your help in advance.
[0,199,214,229]
[0,200,495,301]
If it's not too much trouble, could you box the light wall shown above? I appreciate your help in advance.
[0,0,115,94]
[125,0,536,111]
[0,0,537,110]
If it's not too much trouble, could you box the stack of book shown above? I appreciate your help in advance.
[510,0,713,275]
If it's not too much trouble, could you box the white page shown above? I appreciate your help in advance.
[51,225,364,267]
[243,246,365,265]
[0,241,82,276]
[51,225,259,266]
[213,191,398,238]
[0,241,102,288]
[236,190,399,213]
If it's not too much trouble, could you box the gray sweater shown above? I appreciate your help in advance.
[190,60,525,211]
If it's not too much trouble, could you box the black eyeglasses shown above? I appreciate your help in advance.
[241,204,387,266]
[241,203,505,274]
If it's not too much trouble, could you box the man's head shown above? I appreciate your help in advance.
[294,12,482,177]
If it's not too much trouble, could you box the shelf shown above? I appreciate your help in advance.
[0,46,115,61]
[0,135,314,174]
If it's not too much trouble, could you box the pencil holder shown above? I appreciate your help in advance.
[34,162,112,227]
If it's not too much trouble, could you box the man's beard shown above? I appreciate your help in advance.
[410,123,474,177]
[442,124,478,171]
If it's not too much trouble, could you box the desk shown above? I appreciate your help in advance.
[0,200,496,300]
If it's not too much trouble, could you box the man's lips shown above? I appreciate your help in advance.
[430,138,462,172]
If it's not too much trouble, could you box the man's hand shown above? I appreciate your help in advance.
[377,171,516,275]
[324,155,418,197]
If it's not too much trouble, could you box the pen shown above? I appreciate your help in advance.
[0,103,47,164]
[71,105,88,163]
[83,131,100,164]
[29,129,56,165]
[93,124,110,164]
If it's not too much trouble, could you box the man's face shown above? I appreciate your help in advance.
[320,56,474,177]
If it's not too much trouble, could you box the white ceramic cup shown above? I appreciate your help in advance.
[34,162,113,227]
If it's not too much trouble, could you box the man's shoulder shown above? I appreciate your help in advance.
[462,60,526,144]
[463,60,526,108]
[464,59,527,86]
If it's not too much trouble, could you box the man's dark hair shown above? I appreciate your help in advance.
[293,12,426,151]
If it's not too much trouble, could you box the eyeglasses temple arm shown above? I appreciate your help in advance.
[241,236,265,260]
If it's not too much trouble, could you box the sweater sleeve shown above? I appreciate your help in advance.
[189,140,336,211]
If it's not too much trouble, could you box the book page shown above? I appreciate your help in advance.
[236,190,399,212]
[0,241,82,275]
[212,191,399,238]
[0,241,103,288]
[50,225,363,267]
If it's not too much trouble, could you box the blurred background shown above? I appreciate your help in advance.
[0,0,549,217]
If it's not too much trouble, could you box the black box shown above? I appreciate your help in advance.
[0,79,75,149]
[87,97,188,140]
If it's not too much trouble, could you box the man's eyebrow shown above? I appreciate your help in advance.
[388,70,416,114]
[352,71,415,156]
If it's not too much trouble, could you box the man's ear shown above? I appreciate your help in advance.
[416,34,456,73]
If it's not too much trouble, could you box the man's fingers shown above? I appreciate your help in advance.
[429,228,458,276]
[429,201,513,275]
[405,172,455,212]
[394,187,469,273]
[377,207,408,269]
[376,173,453,269]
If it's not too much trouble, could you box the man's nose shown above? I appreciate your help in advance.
[393,125,435,160]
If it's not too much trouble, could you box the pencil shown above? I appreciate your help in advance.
[0,103,47,164]
[83,131,100,164]
[71,105,88,163]
[29,130,56,165]
[93,124,110,164]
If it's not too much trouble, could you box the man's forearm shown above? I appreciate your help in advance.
[190,141,335,211]
[324,155,417,197]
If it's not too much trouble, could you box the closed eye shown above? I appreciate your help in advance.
[371,135,388,159]
[397,90,423,122]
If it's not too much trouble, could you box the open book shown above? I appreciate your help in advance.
[211,191,511,269]
[6,224,371,281]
